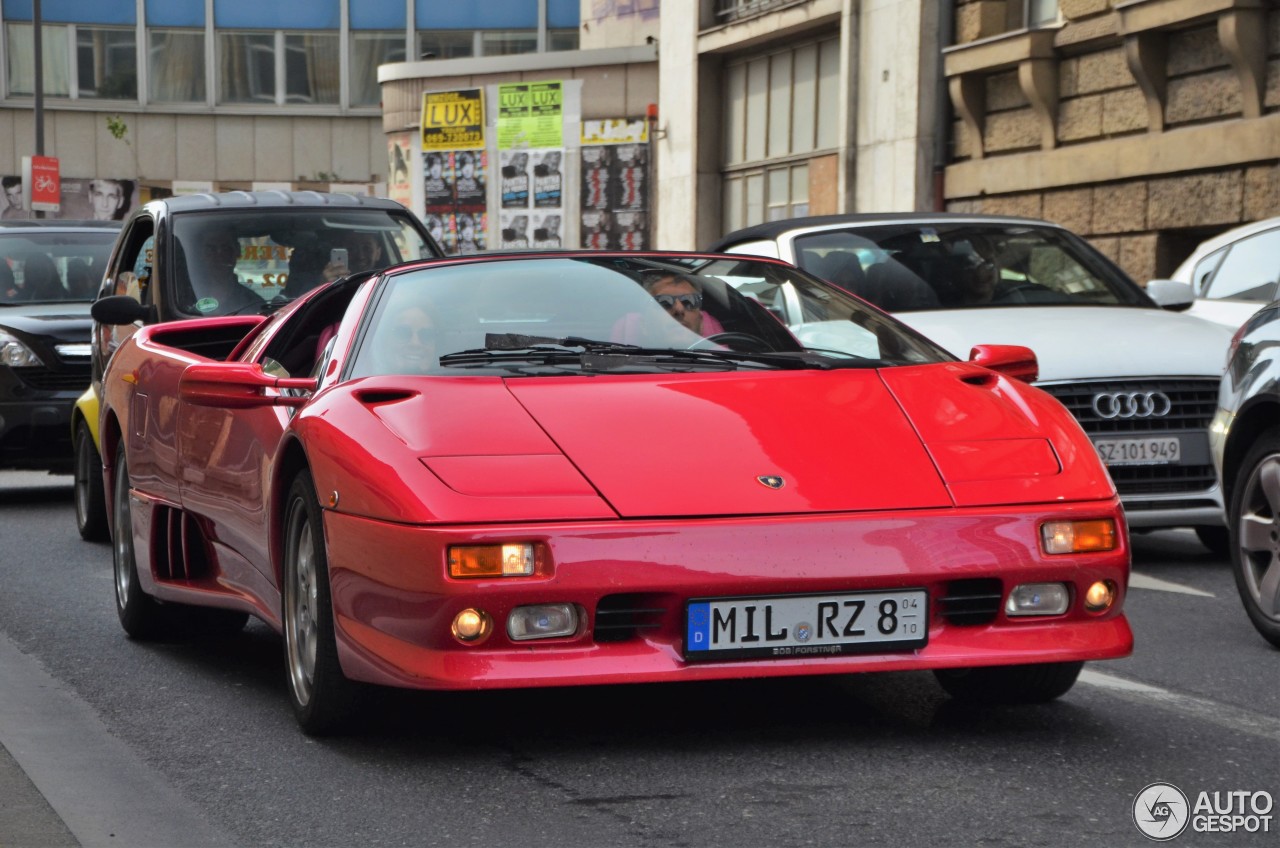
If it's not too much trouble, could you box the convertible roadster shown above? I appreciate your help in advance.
[95,252,1132,734]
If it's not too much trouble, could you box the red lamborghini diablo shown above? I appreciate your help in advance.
[93,252,1132,734]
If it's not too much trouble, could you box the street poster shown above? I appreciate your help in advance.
[532,149,563,209]
[497,81,563,150]
[1,174,139,221]
[424,150,487,256]
[579,118,651,249]
[387,133,413,209]
[500,150,530,209]
[421,88,485,152]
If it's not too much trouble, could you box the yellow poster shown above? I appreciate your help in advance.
[421,88,486,151]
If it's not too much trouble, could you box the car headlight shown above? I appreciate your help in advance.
[0,329,44,367]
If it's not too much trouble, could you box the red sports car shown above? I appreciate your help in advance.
[94,252,1132,734]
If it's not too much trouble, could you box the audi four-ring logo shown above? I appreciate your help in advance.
[1091,391,1172,419]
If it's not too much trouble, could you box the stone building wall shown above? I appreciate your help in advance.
[943,0,1280,284]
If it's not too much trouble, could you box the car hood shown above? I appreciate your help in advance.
[502,371,953,517]
[324,366,1112,522]
[896,306,1234,382]
[0,303,93,339]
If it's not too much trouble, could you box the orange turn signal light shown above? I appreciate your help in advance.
[448,543,536,578]
[1040,519,1118,555]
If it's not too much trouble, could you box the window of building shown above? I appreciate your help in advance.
[76,26,137,99]
[149,29,206,102]
[217,31,339,105]
[351,33,405,106]
[218,31,275,103]
[417,30,475,60]
[548,29,579,52]
[721,36,837,228]
[481,30,537,56]
[6,23,72,97]
[284,33,339,104]
[1027,0,1060,28]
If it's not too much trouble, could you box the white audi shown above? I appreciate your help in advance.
[710,213,1236,553]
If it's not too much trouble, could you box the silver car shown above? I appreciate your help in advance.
[1148,215,1280,331]
[1210,301,1280,646]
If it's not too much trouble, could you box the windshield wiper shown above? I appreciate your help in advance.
[438,333,876,372]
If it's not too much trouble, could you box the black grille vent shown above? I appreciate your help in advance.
[1039,378,1218,435]
[938,579,1003,626]
[1123,497,1220,512]
[594,594,665,643]
[14,365,91,391]
[1107,464,1217,496]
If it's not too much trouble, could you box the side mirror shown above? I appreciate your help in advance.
[1145,279,1194,311]
[179,362,318,409]
[91,295,155,325]
[969,344,1038,383]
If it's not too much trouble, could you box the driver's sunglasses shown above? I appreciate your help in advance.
[654,293,702,311]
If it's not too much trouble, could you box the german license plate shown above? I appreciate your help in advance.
[1093,436,1181,466]
[684,590,927,661]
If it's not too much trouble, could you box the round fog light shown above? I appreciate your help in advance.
[1084,581,1115,613]
[452,608,492,642]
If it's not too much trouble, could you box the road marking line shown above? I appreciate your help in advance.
[1080,669,1280,742]
[1129,571,1215,598]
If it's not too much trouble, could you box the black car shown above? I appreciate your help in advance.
[0,220,120,473]
[1212,302,1280,648]
[73,191,444,541]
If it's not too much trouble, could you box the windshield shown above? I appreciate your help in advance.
[792,223,1150,312]
[348,255,952,378]
[171,208,436,317]
[0,230,118,304]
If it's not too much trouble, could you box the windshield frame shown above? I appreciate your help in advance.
[343,252,955,380]
[167,208,436,318]
[790,221,1155,313]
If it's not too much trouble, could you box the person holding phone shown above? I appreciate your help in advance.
[321,231,386,281]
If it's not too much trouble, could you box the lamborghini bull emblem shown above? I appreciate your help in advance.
[757,475,785,490]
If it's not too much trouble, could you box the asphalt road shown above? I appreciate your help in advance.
[1,470,1277,848]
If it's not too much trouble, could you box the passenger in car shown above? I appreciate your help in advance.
[378,302,436,374]
[18,253,63,301]
[319,231,388,283]
[0,260,17,302]
[191,228,265,315]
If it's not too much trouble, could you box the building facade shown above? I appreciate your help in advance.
[0,0,579,215]
[650,0,947,249]
[944,0,1280,283]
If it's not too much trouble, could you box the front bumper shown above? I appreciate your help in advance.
[0,366,83,472]
[323,500,1134,691]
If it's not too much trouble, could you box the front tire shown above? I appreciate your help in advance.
[1228,429,1280,648]
[113,439,168,639]
[74,421,109,542]
[933,661,1083,705]
[282,470,359,735]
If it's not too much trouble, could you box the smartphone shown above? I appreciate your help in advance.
[330,248,348,266]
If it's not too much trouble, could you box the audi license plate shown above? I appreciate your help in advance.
[1093,436,1181,466]
[684,589,927,661]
